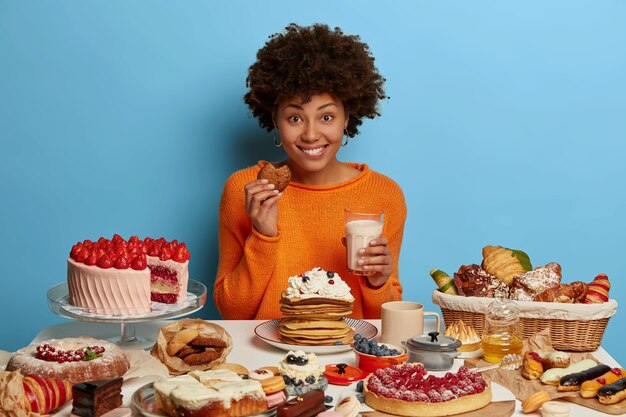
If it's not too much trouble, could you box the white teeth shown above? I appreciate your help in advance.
[301,147,325,155]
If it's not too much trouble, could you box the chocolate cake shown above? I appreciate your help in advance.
[71,377,123,417]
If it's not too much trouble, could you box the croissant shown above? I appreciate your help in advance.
[534,281,588,303]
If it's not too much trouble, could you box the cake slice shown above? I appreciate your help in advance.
[146,239,190,304]
[71,377,123,417]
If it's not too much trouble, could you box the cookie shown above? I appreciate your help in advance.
[249,368,275,381]
[189,336,228,348]
[257,162,291,192]
[166,328,199,356]
[182,349,222,365]
[175,345,205,358]
[522,390,550,413]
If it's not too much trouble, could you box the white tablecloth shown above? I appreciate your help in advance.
[29,319,621,417]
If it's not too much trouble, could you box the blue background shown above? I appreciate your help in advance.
[1,1,625,363]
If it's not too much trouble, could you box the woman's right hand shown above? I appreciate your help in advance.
[244,179,282,237]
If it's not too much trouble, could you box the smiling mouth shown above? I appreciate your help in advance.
[298,145,328,156]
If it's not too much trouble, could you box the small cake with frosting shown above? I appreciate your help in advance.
[279,267,355,345]
[444,320,481,353]
[153,369,267,417]
[278,350,328,396]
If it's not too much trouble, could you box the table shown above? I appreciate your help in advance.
[32,320,622,417]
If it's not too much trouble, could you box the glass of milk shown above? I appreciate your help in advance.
[345,209,384,276]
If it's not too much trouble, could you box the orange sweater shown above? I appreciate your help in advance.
[214,161,407,320]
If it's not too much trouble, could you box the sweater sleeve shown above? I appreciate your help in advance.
[213,170,280,319]
[358,178,407,318]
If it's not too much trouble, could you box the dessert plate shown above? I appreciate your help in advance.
[254,318,377,354]
[132,382,277,417]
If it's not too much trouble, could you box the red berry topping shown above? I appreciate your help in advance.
[611,368,622,376]
[70,244,83,259]
[597,377,607,385]
[97,237,108,245]
[97,254,114,269]
[529,352,541,361]
[131,254,147,270]
[160,248,173,261]
[129,235,139,244]
[76,249,90,263]
[328,279,335,285]
[85,251,98,266]
[83,239,94,247]
[112,233,124,244]
[114,255,130,269]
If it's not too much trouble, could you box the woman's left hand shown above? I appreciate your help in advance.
[358,237,392,288]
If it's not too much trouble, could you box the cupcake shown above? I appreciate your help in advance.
[278,350,328,396]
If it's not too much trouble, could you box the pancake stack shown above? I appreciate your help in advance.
[279,267,355,345]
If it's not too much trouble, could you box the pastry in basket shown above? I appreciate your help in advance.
[534,281,588,303]
[580,368,626,398]
[0,370,73,415]
[443,320,480,353]
[278,350,328,396]
[153,369,267,417]
[453,264,509,298]
[429,269,458,295]
[481,245,532,286]
[364,363,491,417]
[151,319,232,375]
[509,263,562,301]
[583,273,611,303]
[6,337,129,385]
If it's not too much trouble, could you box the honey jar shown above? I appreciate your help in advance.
[481,298,523,363]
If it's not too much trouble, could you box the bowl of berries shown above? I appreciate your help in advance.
[351,334,408,373]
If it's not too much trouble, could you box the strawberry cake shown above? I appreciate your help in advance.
[364,363,491,417]
[67,234,190,316]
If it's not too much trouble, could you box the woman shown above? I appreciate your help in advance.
[214,23,406,319]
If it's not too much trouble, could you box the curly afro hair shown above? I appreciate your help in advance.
[244,23,387,138]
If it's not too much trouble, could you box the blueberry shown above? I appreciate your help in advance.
[283,376,293,385]
[333,341,344,345]
[296,356,309,365]
[324,395,333,403]
[356,394,365,403]
[326,271,335,278]
[354,333,362,341]
[356,381,364,392]
[302,275,310,282]
[305,375,316,384]
[368,339,376,347]
[287,354,297,364]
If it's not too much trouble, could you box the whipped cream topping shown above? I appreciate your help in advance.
[278,350,325,383]
[284,267,354,301]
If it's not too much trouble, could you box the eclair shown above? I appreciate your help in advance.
[540,359,597,386]
[598,377,626,404]
[558,364,611,392]
[580,368,626,398]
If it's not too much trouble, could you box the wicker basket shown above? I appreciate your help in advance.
[432,290,617,351]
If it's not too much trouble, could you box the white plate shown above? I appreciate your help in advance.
[254,318,377,354]
[131,382,277,417]
[458,348,483,359]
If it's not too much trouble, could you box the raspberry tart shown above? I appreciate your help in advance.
[363,363,492,417]
[67,234,190,316]
[6,337,129,386]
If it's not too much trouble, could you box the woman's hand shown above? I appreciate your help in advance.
[244,179,282,237]
[358,237,393,288]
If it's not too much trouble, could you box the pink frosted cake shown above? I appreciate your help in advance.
[67,234,190,316]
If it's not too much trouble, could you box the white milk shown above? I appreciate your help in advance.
[345,219,383,273]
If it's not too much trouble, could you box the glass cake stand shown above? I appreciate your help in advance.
[47,279,207,349]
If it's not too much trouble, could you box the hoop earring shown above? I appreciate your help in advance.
[273,130,282,147]
[341,129,349,147]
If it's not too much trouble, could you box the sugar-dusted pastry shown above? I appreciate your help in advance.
[481,245,532,286]
[453,264,510,298]
[538,351,570,369]
[522,352,544,380]
[534,282,588,303]
[257,162,291,192]
[510,263,562,301]
[580,368,626,398]
[443,320,480,353]
[583,273,611,303]
[429,269,458,295]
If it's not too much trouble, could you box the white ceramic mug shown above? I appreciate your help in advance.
[381,301,441,346]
